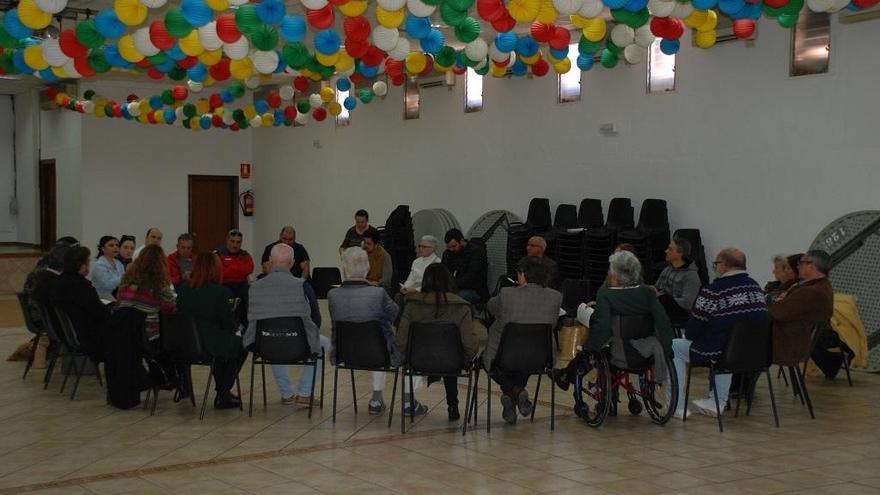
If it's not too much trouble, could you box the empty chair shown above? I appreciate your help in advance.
[16,292,45,380]
[606,198,634,231]
[636,199,669,231]
[332,321,399,425]
[311,267,342,298]
[560,279,591,316]
[553,204,578,230]
[578,199,604,229]
[52,307,104,401]
[526,198,552,231]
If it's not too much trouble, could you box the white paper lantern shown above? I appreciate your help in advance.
[249,115,262,127]
[294,111,309,124]
[140,0,168,7]
[223,37,250,60]
[279,85,295,100]
[465,38,488,62]
[252,50,279,74]
[175,106,185,120]
[388,36,410,60]
[245,76,261,89]
[489,42,508,62]
[828,0,850,10]
[372,80,388,96]
[198,22,223,51]
[61,59,81,78]
[228,0,248,5]
[552,0,583,15]
[300,0,328,9]
[376,0,406,10]
[671,2,693,19]
[474,57,488,70]
[406,0,436,17]
[187,80,204,92]
[578,0,604,18]
[648,0,676,17]
[41,38,69,67]
[339,66,355,77]
[610,25,635,47]
[309,93,323,107]
[34,0,67,14]
[634,25,655,48]
[126,102,140,116]
[806,0,834,11]
[133,27,160,56]
[371,26,399,52]
[623,44,646,64]
[221,111,233,125]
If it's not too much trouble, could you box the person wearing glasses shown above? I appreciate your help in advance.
[653,237,702,325]
[400,235,441,295]
[117,235,136,269]
[216,229,255,327]
[764,253,803,302]
[90,236,126,297]
[768,250,835,370]
[524,235,559,290]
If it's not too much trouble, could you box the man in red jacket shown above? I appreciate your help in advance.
[215,229,254,327]
[167,233,194,288]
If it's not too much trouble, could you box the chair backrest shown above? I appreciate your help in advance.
[493,323,553,373]
[578,198,604,228]
[526,198,552,230]
[160,313,210,364]
[611,314,654,369]
[606,198,634,230]
[311,267,342,299]
[36,302,64,345]
[16,292,42,335]
[52,306,82,351]
[553,204,578,229]
[718,319,772,372]
[255,317,312,363]
[636,199,669,231]
[406,322,465,375]
[335,321,390,369]
[560,279,590,315]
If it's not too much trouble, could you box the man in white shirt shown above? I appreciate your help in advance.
[400,235,441,294]
[133,227,163,260]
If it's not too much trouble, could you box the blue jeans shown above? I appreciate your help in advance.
[272,335,329,398]
[457,289,481,304]
[672,338,732,410]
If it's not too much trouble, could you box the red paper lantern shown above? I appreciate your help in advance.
[732,19,756,39]
[212,114,224,127]
[59,29,88,59]
[391,73,405,86]
[267,92,282,108]
[44,86,59,100]
[209,58,231,81]
[73,57,96,77]
[328,0,347,5]
[532,59,549,77]
[306,5,335,30]
[172,85,189,100]
[147,112,158,124]
[650,16,671,38]
[126,94,138,102]
[452,65,465,75]
[149,20,176,51]
[362,45,384,67]
[349,72,365,85]
[666,19,684,40]
[75,101,84,112]
[283,105,297,120]
[112,103,122,117]
[178,56,199,69]
[492,56,510,67]
[294,75,310,92]
[343,16,371,41]
[418,55,433,76]
[549,26,571,50]
[136,58,152,68]
[209,93,223,108]
[385,57,404,76]
[312,107,327,121]
[477,0,506,22]
[491,13,517,33]
[230,123,240,131]
[530,22,554,43]
[763,0,788,7]
[147,68,165,79]
[344,38,370,58]
[852,0,879,8]
[216,14,241,43]
[60,96,70,107]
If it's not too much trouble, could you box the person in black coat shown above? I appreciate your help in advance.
[49,246,109,359]
[441,229,489,303]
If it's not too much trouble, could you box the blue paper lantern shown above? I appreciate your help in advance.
[495,31,516,52]
[163,107,177,123]
[343,95,356,110]
[314,29,341,55]
[38,68,59,82]
[180,0,213,28]
[420,29,444,54]
[149,95,164,110]
[187,62,208,82]
[257,0,286,25]
[166,44,186,61]
[603,0,628,9]
[576,53,594,71]
[360,63,379,77]
[511,59,528,76]
[719,0,746,15]
[550,46,569,59]
[103,45,131,68]
[692,0,718,10]
[255,99,270,113]
[121,106,132,119]
[274,51,286,73]
[12,51,34,75]
[336,77,351,91]
[624,0,649,11]
[200,114,211,129]
[4,10,33,39]
[280,15,307,42]
[156,59,176,72]
[516,35,539,57]
[221,90,234,103]
[95,10,126,39]
[659,38,680,55]
[405,15,431,40]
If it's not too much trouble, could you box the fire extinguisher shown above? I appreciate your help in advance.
[239,190,254,216]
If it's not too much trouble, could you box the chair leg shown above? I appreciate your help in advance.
[408,373,414,424]
[332,367,339,423]
[468,368,480,428]
[94,361,104,387]
[235,375,243,412]
[307,361,317,419]
[188,369,197,408]
[70,356,85,400]
[319,356,325,408]
[777,365,789,387]
[387,369,399,429]
[843,354,853,387]
[789,367,803,403]
[462,371,473,435]
[400,371,406,434]
[261,362,267,408]
[143,389,151,410]
[200,363,214,420]
[550,370,556,431]
[531,374,542,422]
[150,387,159,416]
[486,373,491,434]
[43,347,59,390]
[709,367,723,433]
[794,365,815,419]
[22,336,39,379]
[683,365,692,422]
[59,353,73,393]
[350,368,358,414]
[734,374,747,418]
[248,357,256,417]
[765,369,780,428]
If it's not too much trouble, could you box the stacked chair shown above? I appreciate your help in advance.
[672,228,710,286]
[379,205,416,286]
[553,204,585,281]
[617,199,671,284]
[580,199,612,300]
[526,198,555,260]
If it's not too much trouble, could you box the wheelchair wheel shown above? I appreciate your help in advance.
[627,397,643,416]
[641,355,679,425]
[573,350,611,428]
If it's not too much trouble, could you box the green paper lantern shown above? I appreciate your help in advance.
[147,52,169,65]
[435,46,456,66]
[777,12,799,28]
[0,27,19,48]
[168,66,187,80]
[239,119,249,129]
[283,118,293,126]
[76,20,105,49]
[251,24,279,51]
[233,108,246,123]
[445,0,475,12]
[229,82,246,98]
[235,4,261,37]
[475,62,489,76]
[460,52,479,67]
[611,8,650,29]
[282,42,310,69]
[67,100,76,110]
[600,49,618,68]
[357,88,373,103]
[83,89,96,100]
[103,103,114,117]
[439,3,468,27]
[182,118,191,128]
[422,0,443,5]
[161,89,175,105]
[0,52,18,75]
[579,35,601,54]
[605,39,623,55]
[454,17,480,43]
[296,100,310,113]
[165,8,194,39]
[183,102,197,118]
[87,48,111,73]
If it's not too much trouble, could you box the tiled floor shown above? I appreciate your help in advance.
[0,303,878,495]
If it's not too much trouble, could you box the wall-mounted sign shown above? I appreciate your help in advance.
[240,163,251,179]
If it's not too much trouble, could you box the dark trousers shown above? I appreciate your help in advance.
[213,349,247,396]
[443,376,459,406]
[658,293,691,324]
[811,328,854,379]
[493,373,530,397]
[225,283,249,328]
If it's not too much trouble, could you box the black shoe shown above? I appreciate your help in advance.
[214,393,241,410]
[551,370,570,392]
[448,405,460,421]
[500,395,517,424]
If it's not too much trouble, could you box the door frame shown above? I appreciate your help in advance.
[187,174,239,242]
[38,159,56,251]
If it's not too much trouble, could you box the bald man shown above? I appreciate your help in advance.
[524,235,559,289]
[260,226,311,279]
[672,247,769,419]
[133,227,163,260]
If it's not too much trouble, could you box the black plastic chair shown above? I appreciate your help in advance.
[52,307,104,400]
[160,313,242,419]
[526,198,552,231]
[468,323,555,432]
[577,199,604,228]
[36,303,66,390]
[684,319,779,432]
[553,204,578,230]
[311,268,342,299]
[606,198,634,231]
[400,322,473,434]
[249,317,324,418]
[16,292,45,380]
[332,321,399,426]
[804,324,852,386]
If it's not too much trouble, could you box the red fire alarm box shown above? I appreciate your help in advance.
[240,163,251,179]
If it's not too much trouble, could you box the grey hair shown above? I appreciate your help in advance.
[280,225,295,234]
[341,247,370,279]
[803,250,831,275]
[772,254,788,267]
[420,235,438,250]
[608,251,643,287]
[529,236,547,250]
[718,247,746,270]
[269,243,294,267]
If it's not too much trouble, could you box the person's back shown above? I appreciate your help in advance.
[50,271,108,357]
[397,291,478,360]
[328,282,398,338]
[484,284,561,369]
[587,284,672,354]
[245,269,318,351]
[177,282,240,360]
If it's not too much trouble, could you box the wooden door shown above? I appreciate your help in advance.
[188,175,238,254]
[39,160,56,251]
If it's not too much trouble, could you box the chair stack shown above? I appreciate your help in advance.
[506,222,534,276]
[673,228,710,286]
[379,205,416,286]
[604,198,635,244]
[637,199,671,283]
[583,228,614,300]
[553,204,585,281]
[577,198,604,229]
[526,198,556,262]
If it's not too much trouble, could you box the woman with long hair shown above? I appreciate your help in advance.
[177,253,245,409]
[116,244,176,342]
[91,235,125,297]
[396,263,478,421]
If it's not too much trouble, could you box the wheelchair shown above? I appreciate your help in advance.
[571,314,678,428]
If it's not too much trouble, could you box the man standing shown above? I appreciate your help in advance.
[260,226,311,280]
[442,229,489,303]
[654,237,701,324]
[525,235,559,289]
[672,248,769,419]
[168,233,195,287]
[133,228,163,259]
[339,209,371,252]
[362,228,394,293]
[216,229,254,326]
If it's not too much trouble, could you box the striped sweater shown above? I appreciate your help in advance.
[685,272,769,361]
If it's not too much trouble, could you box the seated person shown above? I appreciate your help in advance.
[397,264,479,421]
[261,225,311,279]
[328,247,401,415]
[768,250,837,372]
[215,229,254,327]
[49,246,110,359]
[117,235,136,269]
[400,235,441,294]
[525,235,559,290]
[672,248,768,419]
[339,209,371,252]
[484,256,562,424]
[134,228,163,259]
[90,236,125,297]
[168,233,195,288]
[764,253,802,302]
[23,243,71,368]
[116,245,177,343]
[177,253,247,410]
[442,229,489,304]
[362,228,394,293]
[245,244,327,408]
[36,236,78,270]
[654,237,701,323]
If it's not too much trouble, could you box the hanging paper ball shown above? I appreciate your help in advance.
[694,29,716,48]
[495,31,517,52]
[420,29,445,54]
[314,29,341,54]
[95,9,127,39]
[181,0,213,27]
[115,0,148,26]
[165,8,194,38]
[294,75,310,92]
[647,0,676,16]
[343,15,371,41]
[576,53,594,70]
[18,0,53,30]
[634,24,655,47]
[507,0,541,22]
[42,38,68,66]
[335,78,351,91]
[531,21,554,43]
[405,51,427,73]
[357,88,374,103]
[23,45,48,71]
[4,10,33,39]
[465,38,489,61]
[600,48,618,68]
[328,101,342,116]
[235,4,261,36]
[407,0,437,17]
[306,5,335,29]
[372,26,400,51]
[343,95,357,110]
[75,20,105,49]
[224,36,250,60]
[440,2,469,26]
[309,93,323,107]
[188,80,204,92]
[195,22,222,51]
[581,17,606,42]
[252,50,279,73]
[376,6,406,28]
[141,0,169,8]
[406,15,432,39]
[59,29,88,58]
[256,0,286,25]
[732,18,756,38]
[280,15,307,42]
[531,58,549,76]
[623,43,646,64]
[610,24,635,47]
[659,38,679,55]
[133,27,161,56]
[215,14,241,43]
[454,17,480,42]
[34,0,67,15]
[388,37,411,60]
[251,24,279,51]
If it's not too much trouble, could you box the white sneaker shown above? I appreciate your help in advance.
[691,398,723,417]
[673,409,692,420]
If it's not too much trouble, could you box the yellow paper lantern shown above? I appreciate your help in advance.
[684,10,709,29]
[308,72,323,81]
[18,0,52,30]
[491,64,507,77]
[137,113,149,123]
[153,110,165,124]
[190,117,201,130]
[694,30,716,48]
[405,51,427,74]
[320,86,335,103]
[519,52,540,65]
[376,6,405,28]
[554,58,571,74]
[23,45,49,70]
[536,0,558,23]
[215,107,224,116]
[243,104,257,119]
[179,31,205,57]
[114,0,148,27]
[507,0,540,23]
[339,0,368,16]
[261,113,273,126]
[118,35,146,63]
[198,49,223,66]
[316,50,340,67]
[203,76,216,86]
[51,66,69,79]
[206,0,229,11]
[335,51,354,71]
[696,10,718,32]
[570,14,588,28]
[300,68,314,77]
[196,99,210,114]
[547,52,563,64]
[328,101,342,116]
[582,18,606,42]
[435,62,452,73]
[139,99,151,114]
[230,58,254,80]
[54,93,65,105]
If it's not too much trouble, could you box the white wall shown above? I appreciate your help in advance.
[40,99,83,242]
[253,20,880,284]
[0,95,16,240]
[15,90,40,244]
